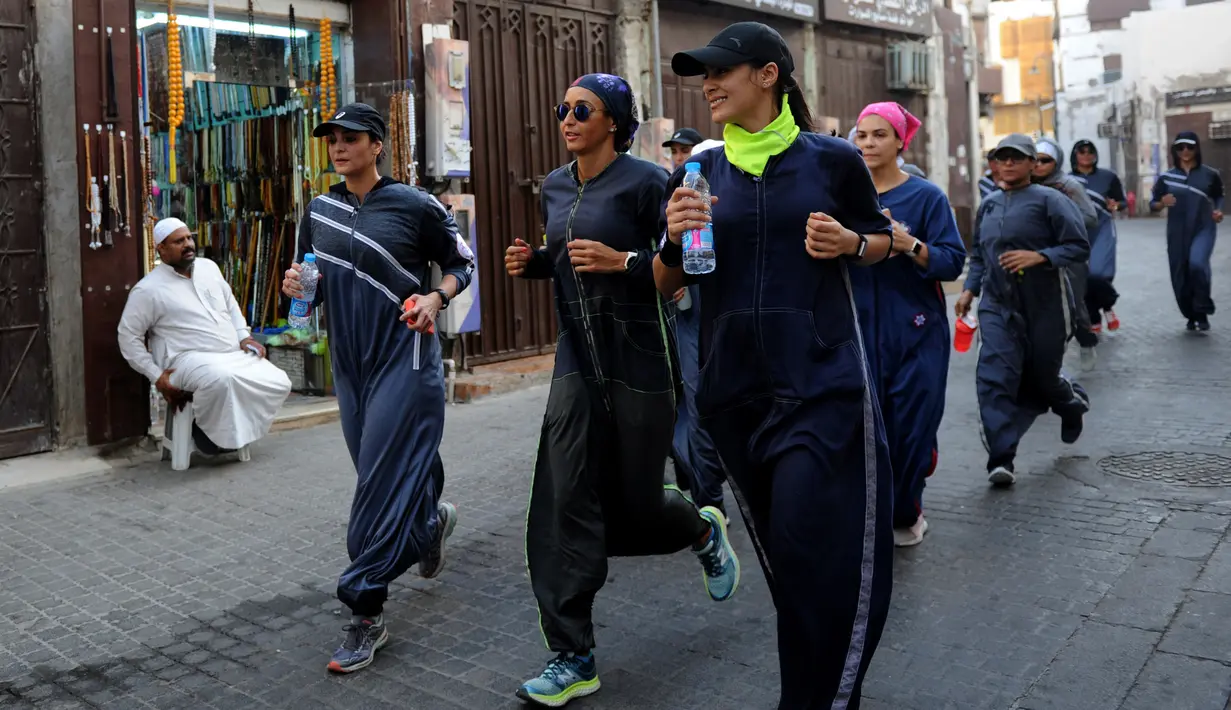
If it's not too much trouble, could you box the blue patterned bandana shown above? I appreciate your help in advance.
[572,73,639,153]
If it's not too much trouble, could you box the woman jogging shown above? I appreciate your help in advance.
[956,134,1091,486]
[503,73,739,708]
[280,103,475,673]
[850,102,967,548]
[656,22,896,709]
[1070,139,1127,332]
[1150,131,1224,331]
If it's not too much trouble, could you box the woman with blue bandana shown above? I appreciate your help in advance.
[503,72,740,708]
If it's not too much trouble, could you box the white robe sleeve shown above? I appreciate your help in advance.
[117,285,165,383]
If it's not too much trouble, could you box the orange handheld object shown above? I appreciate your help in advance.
[402,295,436,334]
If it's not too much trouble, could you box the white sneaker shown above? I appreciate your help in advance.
[893,517,929,547]
[1080,346,1097,372]
[988,466,1016,486]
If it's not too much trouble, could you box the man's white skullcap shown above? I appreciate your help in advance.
[153,217,190,245]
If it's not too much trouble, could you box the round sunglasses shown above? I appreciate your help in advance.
[555,103,607,123]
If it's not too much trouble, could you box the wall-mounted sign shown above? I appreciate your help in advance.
[711,0,820,22]
[1165,86,1231,109]
[823,0,931,35]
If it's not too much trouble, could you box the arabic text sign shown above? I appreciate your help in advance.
[710,0,820,22]
[1166,86,1231,109]
[824,0,931,35]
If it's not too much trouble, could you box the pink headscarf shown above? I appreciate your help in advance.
[856,102,921,151]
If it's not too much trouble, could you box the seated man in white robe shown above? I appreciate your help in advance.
[118,217,292,454]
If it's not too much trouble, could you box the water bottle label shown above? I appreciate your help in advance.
[687,226,713,251]
[289,299,311,318]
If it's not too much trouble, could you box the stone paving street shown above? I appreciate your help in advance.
[4,218,1231,710]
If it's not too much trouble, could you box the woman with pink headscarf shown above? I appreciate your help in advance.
[849,102,967,547]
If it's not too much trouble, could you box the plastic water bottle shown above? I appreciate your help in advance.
[681,162,716,274]
[288,253,319,329]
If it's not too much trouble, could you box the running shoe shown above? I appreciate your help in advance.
[1080,346,1097,372]
[1105,309,1120,331]
[419,501,458,579]
[1196,316,1211,332]
[988,465,1015,486]
[327,616,389,673]
[1060,391,1088,445]
[695,506,740,602]
[1090,323,1102,334]
[893,517,929,547]
[516,653,600,707]
[1187,319,1198,331]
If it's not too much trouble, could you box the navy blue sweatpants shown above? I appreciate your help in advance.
[671,286,726,511]
[334,356,446,617]
[703,395,893,709]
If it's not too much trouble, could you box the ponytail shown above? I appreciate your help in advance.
[782,81,816,133]
[749,59,816,132]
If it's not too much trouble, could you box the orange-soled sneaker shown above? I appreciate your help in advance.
[1105,309,1120,331]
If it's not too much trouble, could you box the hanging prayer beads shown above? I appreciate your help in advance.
[288,6,299,83]
[121,130,132,237]
[167,1,184,184]
[84,124,101,249]
[319,19,335,118]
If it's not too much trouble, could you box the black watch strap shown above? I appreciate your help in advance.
[433,288,450,309]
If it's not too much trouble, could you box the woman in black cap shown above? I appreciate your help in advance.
[655,21,896,709]
[503,73,739,708]
[281,103,476,673]
[1150,130,1225,330]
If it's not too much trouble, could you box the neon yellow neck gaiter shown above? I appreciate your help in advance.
[722,95,801,177]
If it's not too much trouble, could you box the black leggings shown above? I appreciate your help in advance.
[1085,278,1119,325]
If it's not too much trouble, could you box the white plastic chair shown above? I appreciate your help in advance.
[161,401,251,471]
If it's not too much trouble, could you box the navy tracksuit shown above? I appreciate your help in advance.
[1150,137,1224,323]
[964,184,1090,472]
[1069,144,1126,325]
[849,176,966,529]
[298,178,475,617]
[522,154,709,655]
[669,134,894,709]
[670,285,726,512]
[979,172,998,200]
[1034,138,1099,348]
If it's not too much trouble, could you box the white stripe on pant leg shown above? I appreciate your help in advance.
[835,263,880,709]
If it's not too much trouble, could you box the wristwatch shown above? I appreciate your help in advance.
[624,251,639,272]
[909,238,923,257]
[433,288,450,309]
[853,233,868,259]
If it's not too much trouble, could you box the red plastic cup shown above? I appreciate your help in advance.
[403,295,436,335]
[954,315,977,353]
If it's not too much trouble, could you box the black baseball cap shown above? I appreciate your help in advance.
[312,103,387,140]
[672,22,795,78]
[663,127,704,148]
[991,133,1037,161]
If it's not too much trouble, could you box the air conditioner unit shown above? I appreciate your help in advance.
[1210,121,1231,140]
[887,42,934,93]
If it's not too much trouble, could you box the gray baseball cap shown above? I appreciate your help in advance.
[992,133,1037,160]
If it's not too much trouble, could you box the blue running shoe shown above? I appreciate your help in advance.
[516,653,601,707]
[418,501,458,579]
[695,506,740,601]
[326,616,389,673]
